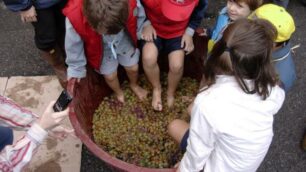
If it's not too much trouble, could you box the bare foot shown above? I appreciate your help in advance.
[152,88,162,111]
[167,95,175,109]
[116,93,125,104]
[130,85,148,101]
[181,96,193,102]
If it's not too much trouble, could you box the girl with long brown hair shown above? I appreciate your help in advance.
[168,19,285,172]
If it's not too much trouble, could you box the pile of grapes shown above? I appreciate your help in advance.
[93,75,198,168]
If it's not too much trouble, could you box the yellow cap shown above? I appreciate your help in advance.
[249,4,295,42]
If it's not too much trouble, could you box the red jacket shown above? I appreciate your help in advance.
[142,0,198,39]
[63,0,137,70]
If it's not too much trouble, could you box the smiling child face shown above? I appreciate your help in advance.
[227,0,251,21]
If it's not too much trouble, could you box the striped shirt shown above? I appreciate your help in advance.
[0,95,48,172]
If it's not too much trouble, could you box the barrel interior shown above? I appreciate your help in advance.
[68,34,207,171]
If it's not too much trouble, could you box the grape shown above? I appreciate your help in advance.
[92,74,198,168]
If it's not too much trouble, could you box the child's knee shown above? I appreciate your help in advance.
[142,43,158,65]
[169,63,183,74]
[167,119,181,135]
[104,72,117,82]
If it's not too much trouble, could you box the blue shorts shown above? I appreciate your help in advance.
[180,129,189,152]
[101,49,139,75]
[141,36,183,54]
[0,126,13,151]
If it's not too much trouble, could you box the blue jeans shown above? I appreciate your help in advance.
[0,126,13,151]
[275,55,296,92]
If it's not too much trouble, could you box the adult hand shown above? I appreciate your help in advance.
[141,24,157,42]
[20,6,37,23]
[49,126,76,140]
[181,34,194,55]
[38,101,69,130]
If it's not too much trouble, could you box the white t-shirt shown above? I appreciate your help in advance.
[179,75,285,172]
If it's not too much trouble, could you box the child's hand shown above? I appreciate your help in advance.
[198,28,208,37]
[141,24,157,42]
[20,6,37,23]
[68,77,81,83]
[181,34,194,55]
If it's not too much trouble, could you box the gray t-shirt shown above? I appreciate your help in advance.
[65,0,146,78]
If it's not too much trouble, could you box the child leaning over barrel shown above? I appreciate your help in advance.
[63,0,148,103]
[168,18,285,172]
[249,4,297,91]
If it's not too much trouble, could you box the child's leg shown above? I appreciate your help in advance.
[54,0,67,52]
[142,42,162,111]
[167,50,185,108]
[32,7,67,88]
[103,71,125,103]
[40,49,67,88]
[168,119,189,144]
[124,64,148,100]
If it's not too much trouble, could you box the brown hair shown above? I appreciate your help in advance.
[83,0,129,34]
[231,0,263,11]
[202,18,278,99]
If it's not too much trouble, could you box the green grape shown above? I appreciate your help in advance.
[92,74,198,168]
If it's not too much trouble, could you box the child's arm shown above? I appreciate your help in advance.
[178,100,215,172]
[141,23,157,42]
[210,8,229,42]
[207,7,230,53]
[137,0,156,41]
[181,0,207,54]
[65,18,87,80]
[2,0,33,12]
[185,0,207,37]
[136,0,148,40]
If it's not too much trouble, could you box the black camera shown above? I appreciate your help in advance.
[53,90,73,112]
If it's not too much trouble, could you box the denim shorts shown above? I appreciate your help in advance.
[180,129,189,152]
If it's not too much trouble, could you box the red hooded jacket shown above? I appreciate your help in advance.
[63,0,137,70]
[142,0,199,39]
